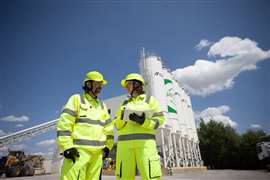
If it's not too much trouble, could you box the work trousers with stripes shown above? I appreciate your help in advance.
[116,138,162,180]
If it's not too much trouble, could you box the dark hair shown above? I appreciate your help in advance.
[82,85,88,92]
[82,80,92,92]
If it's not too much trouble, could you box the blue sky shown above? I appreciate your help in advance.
[0,0,269,155]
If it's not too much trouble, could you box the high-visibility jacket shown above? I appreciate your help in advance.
[115,93,165,142]
[57,92,114,152]
[114,94,165,180]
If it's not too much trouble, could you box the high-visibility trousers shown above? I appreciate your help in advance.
[116,139,162,180]
[60,148,102,180]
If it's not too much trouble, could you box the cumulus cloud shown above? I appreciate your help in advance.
[0,130,6,136]
[195,39,213,50]
[36,139,55,147]
[173,36,270,96]
[250,124,262,130]
[195,105,237,128]
[1,115,29,122]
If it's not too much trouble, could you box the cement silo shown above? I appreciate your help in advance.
[139,50,203,168]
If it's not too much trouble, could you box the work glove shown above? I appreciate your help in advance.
[129,112,145,125]
[102,147,110,160]
[63,147,80,163]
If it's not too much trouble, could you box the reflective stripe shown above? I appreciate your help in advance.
[57,130,71,137]
[153,119,160,129]
[106,135,114,139]
[62,108,77,116]
[152,112,164,117]
[76,118,104,126]
[80,94,85,104]
[118,134,155,141]
[73,139,105,146]
[145,95,151,104]
[104,119,112,126]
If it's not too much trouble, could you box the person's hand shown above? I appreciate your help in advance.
[63,148,80,163]
[129,113,145,125]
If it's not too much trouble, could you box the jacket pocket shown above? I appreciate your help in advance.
[149,156,162,179]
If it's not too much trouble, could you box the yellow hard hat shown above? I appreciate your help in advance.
[83,71,107,85]
[121,73,145,87]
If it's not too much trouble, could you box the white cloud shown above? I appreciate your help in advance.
[1,115,29,122]
[0,130,6,136]
[36,139,55,147]
[195,39,212,50]
[250,124,262,130]
[195,105,238,128]
[173,36,270,96]
[208,37,268,58]
[16,124,24,127]
[8,144,26,151]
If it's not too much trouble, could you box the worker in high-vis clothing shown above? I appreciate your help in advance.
[56,71,114,180]
[115,73,165,180]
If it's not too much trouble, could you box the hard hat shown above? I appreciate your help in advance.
[121,73,145,87]
[83,71,107,85]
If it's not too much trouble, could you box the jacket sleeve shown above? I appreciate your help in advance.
[102,103,114,150]
[141,96,165,130]
[56,94,79,152]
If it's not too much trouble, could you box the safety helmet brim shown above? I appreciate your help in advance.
[121,73,145,88]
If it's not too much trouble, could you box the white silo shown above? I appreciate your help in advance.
[186,95,199,142]
[181,91,194,141]
[162,69,181,131]
[139,50,203,168]
[177,86,190,137]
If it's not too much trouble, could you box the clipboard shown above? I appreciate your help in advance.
[123,108,154,122]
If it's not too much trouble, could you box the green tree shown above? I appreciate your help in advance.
[239,129,266,169]
[198,119,267,169]
[198,119,240,169]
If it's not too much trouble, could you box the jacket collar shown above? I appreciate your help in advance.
[84,92,99,105]
[130,94,146,102]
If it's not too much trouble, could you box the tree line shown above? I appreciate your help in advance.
[198,120,268,169]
